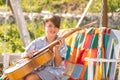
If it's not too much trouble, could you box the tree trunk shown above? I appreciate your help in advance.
[102,0,108,27]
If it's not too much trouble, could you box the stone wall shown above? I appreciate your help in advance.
[0,11,120,29]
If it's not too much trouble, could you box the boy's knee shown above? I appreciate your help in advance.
[23,72,41,80]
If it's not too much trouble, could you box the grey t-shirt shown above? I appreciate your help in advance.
[25,36,67,77]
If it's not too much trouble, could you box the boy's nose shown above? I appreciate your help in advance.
[51,26,56,30]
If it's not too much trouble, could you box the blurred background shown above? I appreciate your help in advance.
[0,0,119,55]
[0,1,120,75]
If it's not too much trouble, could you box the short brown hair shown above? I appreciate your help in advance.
[43,15,61,28]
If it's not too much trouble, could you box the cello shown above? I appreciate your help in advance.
[3,21,97,80]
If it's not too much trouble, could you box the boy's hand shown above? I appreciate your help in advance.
[26,49,38,58]
[53,37,64,54]
[54,37,64,50]
[21,49,38,58]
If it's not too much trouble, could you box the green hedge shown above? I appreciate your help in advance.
[0,0,119,12]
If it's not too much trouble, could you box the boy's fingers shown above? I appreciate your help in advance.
[26,49,38,58]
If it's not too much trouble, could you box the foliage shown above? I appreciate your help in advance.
[88,0,120,12]
[0,0,119,13]
[16,0,120,13]
[0,63,3,76]
[117,26,120,30]
[108,0,120,12]
[0,24,24,54]
[0,18,77,54]
[0,0,5,5]
[20,0,85,13]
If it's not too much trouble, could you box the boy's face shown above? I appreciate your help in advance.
[44,21,59,37]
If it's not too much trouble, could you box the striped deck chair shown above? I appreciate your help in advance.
[59,27,120,80]
[105,29,120,80]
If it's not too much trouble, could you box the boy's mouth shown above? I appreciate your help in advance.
[50,31,56,34]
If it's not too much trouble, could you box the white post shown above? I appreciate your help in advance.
[85,58,120,80]
[88,60,93,80]
[3,53,10,70]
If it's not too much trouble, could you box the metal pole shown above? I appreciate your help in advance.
[76,0,93,28]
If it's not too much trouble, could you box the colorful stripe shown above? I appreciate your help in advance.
[58,27,120,80]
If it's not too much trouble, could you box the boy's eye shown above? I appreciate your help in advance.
[47,25,56,28]
[47,25,52,28]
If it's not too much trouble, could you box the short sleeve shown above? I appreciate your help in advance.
[25,40,36,51]
[25,37,46,52]
[59,40,67,59]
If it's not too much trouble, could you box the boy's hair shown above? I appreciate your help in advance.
[43,15,61,28]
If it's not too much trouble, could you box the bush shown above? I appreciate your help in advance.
[0,18,77,54]
[0,0,5,5]
[88,0,120,12]
[0,63,3,77]
[0,24,24,53]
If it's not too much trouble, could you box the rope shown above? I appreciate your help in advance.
[99,0,104,27]
[28,0,37,40]
[3,0,8,73]
[76,0,93,28]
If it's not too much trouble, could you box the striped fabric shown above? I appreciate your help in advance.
[59,27,114,80]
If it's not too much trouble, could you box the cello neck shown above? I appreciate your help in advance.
[33,21,97,57]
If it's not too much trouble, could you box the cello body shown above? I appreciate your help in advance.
[4,49,53,80]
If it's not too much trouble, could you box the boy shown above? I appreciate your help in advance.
[21,15,67,80]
